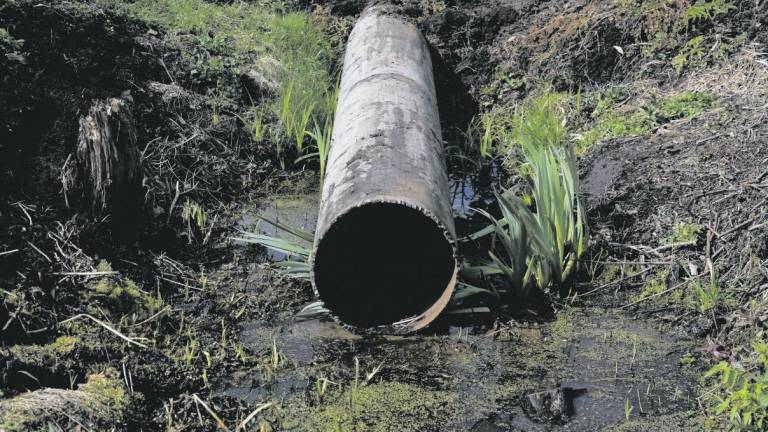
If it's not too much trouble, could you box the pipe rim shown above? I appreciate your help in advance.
[310,197,458,333]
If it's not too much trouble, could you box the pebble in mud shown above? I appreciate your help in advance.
[522,387,580,425]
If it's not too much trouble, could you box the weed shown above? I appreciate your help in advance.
[0,28,22,52]
[181,198,210,244]
[682,0,736,27]
[691,265,723,314]
[513,92,568,150]
[462,110,509,160]
[315,377,334,401]
[298,81,339,181]
[183,337,199,366]
[624,398,633,421]
[251,106,268,143]
[662,222,704,245]
[591,87,627,119]
[469,93,588,294]
[235,217,312,262]
[578,91,714,153]
[270,337,280,370]
[631,270,670,303]
[658,92,714,121]
[202,368,209,388]
[672,36,706,74]
[479,115,495,158]
[269,12,335,159]
[704,342,768,429]
[578,108,656,154]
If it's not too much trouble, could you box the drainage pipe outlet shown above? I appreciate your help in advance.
[311,7,457,332]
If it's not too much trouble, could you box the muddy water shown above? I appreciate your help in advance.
[219,308,697,430]
[226,169,700,431]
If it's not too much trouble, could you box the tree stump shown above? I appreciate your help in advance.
[76,97,142,215]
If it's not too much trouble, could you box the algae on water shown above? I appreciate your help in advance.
[303,381,455,432]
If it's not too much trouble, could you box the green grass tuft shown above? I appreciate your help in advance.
[577,108,656,154]
[658,92,715,121]
[97,0,337,171]
[662,223,704,245]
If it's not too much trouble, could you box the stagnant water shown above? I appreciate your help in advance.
[229,164,699,430]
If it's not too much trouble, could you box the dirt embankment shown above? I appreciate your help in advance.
[1,0,767,431]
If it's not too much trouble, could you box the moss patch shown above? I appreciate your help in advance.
[662,223,704,245]
[82,368,128,417]
[0,369,127,431]
[658,92,715,121]
[9,336,80,366]
[578,108,656,154]
[631,270,670,304]
[305,382,455,432]
[86,261,163,318]
[577,92,716,154]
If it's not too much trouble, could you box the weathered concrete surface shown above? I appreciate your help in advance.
[311,6,457,332]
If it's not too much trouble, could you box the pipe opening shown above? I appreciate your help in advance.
[313,203,456,327]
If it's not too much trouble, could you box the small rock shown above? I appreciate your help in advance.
[689,315,713,336]
[240,57,283,100]
[522,387,576,424]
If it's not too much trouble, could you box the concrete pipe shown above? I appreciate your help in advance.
[310,6,457,332]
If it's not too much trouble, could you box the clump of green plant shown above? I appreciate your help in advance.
[469,94,588,294]
[672,35,706,74]
[691,269,722,313]
[99,0,337,170]
[0,28,23,52]
[181,198,211,243]
[465,109,513,159]
[689,262,735,314]
[87,262,164,318]
[578,107,656,154]
[297,81,340,181]
[591,87,627,119]
[662,222,705,245]
[234,217,313,279]
[624,398,634,422]
[658,92,714,121]
[682,0,736,26]
[630,270,669,303]
[578,91,715,153]
[704,342,768,429]
[269,12,335,160]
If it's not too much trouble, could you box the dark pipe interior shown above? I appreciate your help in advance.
[313,203,456,327]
